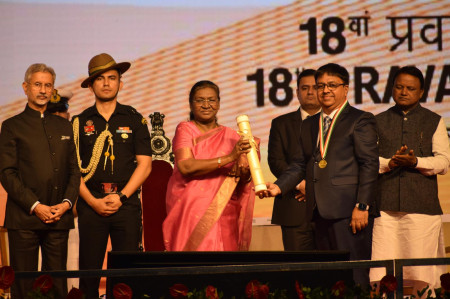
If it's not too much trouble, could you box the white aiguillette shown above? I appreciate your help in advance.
[236,114,267,194]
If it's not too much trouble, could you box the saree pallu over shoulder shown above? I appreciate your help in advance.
[193,126,224,146]
[163,121,255,251]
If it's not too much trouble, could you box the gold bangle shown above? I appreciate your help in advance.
[218,157,222,168]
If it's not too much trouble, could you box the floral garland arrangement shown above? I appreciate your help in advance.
[1,265,450,299]
[0,266,85,299]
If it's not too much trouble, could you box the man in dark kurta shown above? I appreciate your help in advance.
[370,66,450,289]
[0,63,80,298]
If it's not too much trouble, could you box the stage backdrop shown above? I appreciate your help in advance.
[0,0,449,225]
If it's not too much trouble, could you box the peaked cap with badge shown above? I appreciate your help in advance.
[81,53,131,88]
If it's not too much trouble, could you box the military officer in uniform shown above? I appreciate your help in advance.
[46,88,73,120]
[0,63,80,298]
[73,53,152,298]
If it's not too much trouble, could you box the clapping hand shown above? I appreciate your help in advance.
[389,145,417,169]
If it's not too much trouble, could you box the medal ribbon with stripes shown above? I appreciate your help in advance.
[319,101,348,163]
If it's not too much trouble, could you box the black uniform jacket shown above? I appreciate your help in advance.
[0,105,80,230]
[73,102,152,207]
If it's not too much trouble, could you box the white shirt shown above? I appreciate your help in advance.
[316,102,345,145]
[322,108,339,120]
[300,107,320,121]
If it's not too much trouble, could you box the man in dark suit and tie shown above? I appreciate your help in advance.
[268,69,320,251]
[261,63,379,286]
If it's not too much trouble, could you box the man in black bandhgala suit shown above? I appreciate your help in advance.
[0,63,80,298]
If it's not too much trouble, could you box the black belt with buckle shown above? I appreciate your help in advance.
[100,183,118,194]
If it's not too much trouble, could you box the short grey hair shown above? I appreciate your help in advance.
[24,63,56,83]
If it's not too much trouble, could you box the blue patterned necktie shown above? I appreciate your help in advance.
[323,116,331,139]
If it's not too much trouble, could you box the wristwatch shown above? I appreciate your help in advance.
[355,203,369,211]
[117,191,128,203]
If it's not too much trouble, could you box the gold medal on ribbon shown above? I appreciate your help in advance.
[318,159,327,168]
[121,133,128,139]
[318,101,348,169]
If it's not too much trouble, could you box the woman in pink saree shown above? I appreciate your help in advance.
[163,80,256,251]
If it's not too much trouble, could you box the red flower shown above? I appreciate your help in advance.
[295,281,305,299]
[245,280,261,298]
[66,287,84,299]
[380,274,397,293]
[0,266,14,290]
[169,283,189,298]
[205,285,219,299]
[441,273,450,291]
[113,283,133,299]
[331,280,346,298]
[32,274,53,294]
[245,280,269,299]
[258,284,270,299]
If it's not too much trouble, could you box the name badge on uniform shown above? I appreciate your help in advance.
[84,120,95,136]
[117,127,132,139]
[84,125,95,135]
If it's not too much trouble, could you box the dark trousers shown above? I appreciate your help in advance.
[78,202,142,299]
[8,229,69,299]
[313,211,373,287]
[280,222,315,251]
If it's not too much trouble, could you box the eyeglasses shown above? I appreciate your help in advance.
[314,83,346,91]
[29,82,54,91]
[192,99,219,106]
